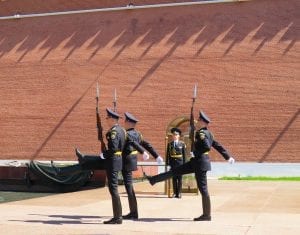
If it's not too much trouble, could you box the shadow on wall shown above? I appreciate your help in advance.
[259,109,300,163]
[0,0,298,62]
[0,0,299,162]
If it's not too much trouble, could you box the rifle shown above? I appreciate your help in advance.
[96,82,107,152]
[189,84,197,152]
[113,88,117,112]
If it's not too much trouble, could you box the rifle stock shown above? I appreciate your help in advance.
[96,83,107,152]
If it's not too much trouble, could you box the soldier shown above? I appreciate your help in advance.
[166,127,186,198]
[122,112,163,220]
[99,108,127,224]
[146,110,235,221]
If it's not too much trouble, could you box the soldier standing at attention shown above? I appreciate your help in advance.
[166,128,186,198]
[146,110,235,221]
[102,108,126,224]
[122,112,163,220]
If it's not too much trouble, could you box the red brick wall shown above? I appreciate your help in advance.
[0,0,299,162]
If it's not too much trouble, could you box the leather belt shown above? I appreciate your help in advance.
[130,150,138,155]
[114,151,122,156]
[171,154,182,158]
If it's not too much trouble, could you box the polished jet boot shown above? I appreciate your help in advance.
[104,196,123,224]
[75,148,85,164]
[123,211,138,220]
[145,170,174,186]
[75,148,107,170]
[51,148,99,176]
[103,216,122,224]
[123,191,138,220]
[194,195,211,221]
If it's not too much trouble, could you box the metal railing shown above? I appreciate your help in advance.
[0,0,249,20]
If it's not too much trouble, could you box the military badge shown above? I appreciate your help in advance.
[111,131,117,139]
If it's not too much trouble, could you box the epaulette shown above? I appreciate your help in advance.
[121,127,127,140]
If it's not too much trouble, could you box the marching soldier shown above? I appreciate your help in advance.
[146,110,235,221]
[101,108,126,224]
[166,127,186,198]
[122,112,163,220]
[69,108,128,224]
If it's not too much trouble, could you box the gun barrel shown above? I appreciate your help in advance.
[193,84,197,99]
[96,82,100,98]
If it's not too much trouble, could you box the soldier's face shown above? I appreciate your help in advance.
[106,116,115,125]
[124,120,130,129]
[172,133,180,141]
[198,119,207,128]
[124,120,135,129]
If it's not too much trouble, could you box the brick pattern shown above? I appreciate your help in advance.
[0,0,299,162]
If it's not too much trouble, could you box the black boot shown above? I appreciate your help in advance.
[103,217,122,224]
[104,195,123,224]
[194,196,211,221]
[123,212,138,220]
[124,190,138,220]
[146,170,174,186]
[75,148,85,164]
[75,148,107,171]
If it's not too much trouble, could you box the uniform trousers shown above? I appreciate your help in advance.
[170,168,183,196]
[106,169,122,219]
[122,169,138,214]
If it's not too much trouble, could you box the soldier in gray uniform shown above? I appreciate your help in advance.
[100,108,126,224]
[166,127,186,198]
[72,110,156,223]
[122,112,163,220]
[146,110,235,221]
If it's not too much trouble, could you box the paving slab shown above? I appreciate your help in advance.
[0,180,299,235]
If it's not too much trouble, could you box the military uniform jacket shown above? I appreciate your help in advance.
[123,128,160,171]
[139,135,160,159]
[192,127,233,171]
[104,124,126,172]
[166,140,186,169]
[123,128,145,171]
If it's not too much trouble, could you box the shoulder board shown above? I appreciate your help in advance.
[121,127,127,139]
[137,131,143,139]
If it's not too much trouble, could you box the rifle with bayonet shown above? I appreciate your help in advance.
[189,84,197,153]
[96,83,107,152]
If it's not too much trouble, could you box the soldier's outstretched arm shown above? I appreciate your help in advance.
[127,135,146,154]
[212,140,233,161]
[140,139,160,159]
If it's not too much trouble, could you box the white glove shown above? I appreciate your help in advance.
[99,153,105,159]
[228,157,235,164]
[156,156,164,164]
[142,152,150,161]
[190,152,195,158]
